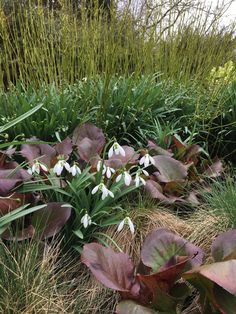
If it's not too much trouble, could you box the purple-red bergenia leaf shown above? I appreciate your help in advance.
[1,225,35,241]
[107,146,139,169]
[137,255,192,295]
[145,180,183,204]
[0,165,31,196]
[153,156,188,183]
[21,137,56,166]
[147,140,173,157]
[72,123,106,162]
[54,137,73,157]
[183,260,236,296]
[81,243,140,298]
[0,192,33,216]
[141,228,204,273]
[31,202,71,239]
[211,229,236,262]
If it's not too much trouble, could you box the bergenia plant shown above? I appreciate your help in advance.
[81,228,204,313]
[81,228,236,314]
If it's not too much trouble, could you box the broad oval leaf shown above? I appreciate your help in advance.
[0,167,31,195]
[1,225,35,241]
[137,256,192,294]
[211,229,236,262]
[81,243,140,295]
[72,123,105,162]
[116,300,156,314]
[141,228,204,272]
[213,283,236,314]
[145,180,182,204]
[147,140,173,157]
[54,137,73,157]
[183,260,236,296]
[31,202,71,239]
[107,146,139,169]
[153,156,188,183]
[21,138,56,166]
[0,193,32,216]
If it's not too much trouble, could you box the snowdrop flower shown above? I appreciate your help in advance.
[28,160,48,175]
[117,217,135,234]
[81,213,92,228]
[134,173,146,187]
[69,164,81,176]
[53,158,71,176]
[116,171,132,186]
[96,160,106,174]
[139,153,155,168]
[92,182,114,200]
[105,166,115,178]
[108,142,125,158]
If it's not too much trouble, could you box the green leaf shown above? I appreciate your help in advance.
[213,284,236,314]
[0,204,46,227]
[73,229,84,239]
[0,103,43,133]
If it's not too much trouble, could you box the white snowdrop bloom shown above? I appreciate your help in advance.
[27,160,48,175]
[117,217,135,234]
[105,166,115,179]
[142,169,149,176]
[53,159,71,176]
[116,171,132,186]
[96,160,106,174]
[92,182,114,200]
[134,173,146,187]
[139,153,155,168]
[81,213,92,228]
[69,164,81,176]
[108,142,125,158]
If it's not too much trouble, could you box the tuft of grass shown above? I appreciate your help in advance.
[0,239,76,314]
[200,177,236,229]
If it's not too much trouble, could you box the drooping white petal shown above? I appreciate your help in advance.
[101,192,107,200]
[127,217,135,234]
[124,171,131,186]
[92,185,99,194]
[97,160,102,172]
[144,155,149,168]
[108,146,114,158]
[101,185,109,197]
[142,169,149,176]
[81,213,92,228]
[53,162,63,175]
[31,164,36,174]
[106,167,111,178]
[139,156,145,166]
[119,146,126,157]
[116,173,122,182]
[40,163,48,172]
[117,219,125,232]
[27,168,33,175]
[140,177,146,185]
[108,190,114,198]
[64,162,71,172]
